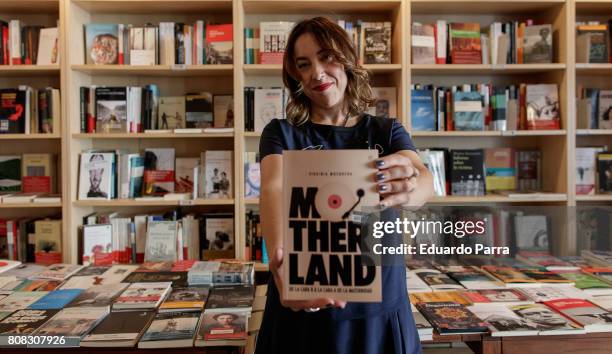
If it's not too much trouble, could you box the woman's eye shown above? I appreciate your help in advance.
[297,62,309,70]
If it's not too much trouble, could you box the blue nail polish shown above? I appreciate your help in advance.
[376,172,385,181]
[379,184,388,192]
[376,160,385,168]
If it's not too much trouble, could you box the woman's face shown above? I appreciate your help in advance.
[294,33,348,111]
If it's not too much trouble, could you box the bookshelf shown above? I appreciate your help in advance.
[0,0,608,266]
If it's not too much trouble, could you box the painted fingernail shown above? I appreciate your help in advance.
[375,172,385,181]
[378,184,388,192]
[375,160,385,168]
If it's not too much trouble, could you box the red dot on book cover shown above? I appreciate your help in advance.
[328,194,342,209]
[0,262,7,267]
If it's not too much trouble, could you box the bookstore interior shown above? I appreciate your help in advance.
[0,0,611,353]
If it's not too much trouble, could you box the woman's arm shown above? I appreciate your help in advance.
[374,150,434,208]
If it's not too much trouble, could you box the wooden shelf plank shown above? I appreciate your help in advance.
[0,202,62,208]
[576,0,612,15]
[576,195,612,202]
[0,134,60,140]
[576,129,612,136]
[72,0,232,13]
[411,130,566,137]
[73,199,235,207]
[0,65,60,76]
[412,0,564,15]
[411,63,565,75]
[576,63,612,75]
[73,133,233,139]
[244,63,401,75]
[243,0,401,14]
[245,198,260,205]
[427,194,567,204]
[0,0,58,14]
[71,64,233,77]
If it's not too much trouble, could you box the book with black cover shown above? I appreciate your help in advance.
[450,149,486,196]
[0,309,59,340]
[416,302,488,335]
[205,285,254,312]
[0,89,26,134]
[123,272,187,287]
[81,310,155,347]
[138,311,201,348]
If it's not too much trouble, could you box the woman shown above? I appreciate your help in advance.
[256,17,433,354]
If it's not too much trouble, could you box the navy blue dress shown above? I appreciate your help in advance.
[255,114,423,354]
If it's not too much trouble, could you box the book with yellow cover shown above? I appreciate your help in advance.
[159,286,210,312]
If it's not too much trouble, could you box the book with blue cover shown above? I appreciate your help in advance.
[453,91,484,130]
[28,289,84,310]
[411,89,435,131]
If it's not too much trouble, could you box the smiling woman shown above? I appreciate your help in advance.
[255,17,433,354]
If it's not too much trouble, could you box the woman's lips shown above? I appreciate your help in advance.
[313,82,333,92]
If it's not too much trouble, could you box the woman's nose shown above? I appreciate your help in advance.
[311,61,324,81]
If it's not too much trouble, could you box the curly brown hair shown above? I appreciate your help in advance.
[282,17,375,126]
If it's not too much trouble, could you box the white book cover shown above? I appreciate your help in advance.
[525,84,559,122]
[205,218,234,251]
[254,88,283,133]
[100,264,139,284]
[519,287,587,302]
[0,260,22,274]
[204,150,232,198]
[0,291,48,312]
[83,224,113,266]
[78,152,114,200]
[213,95,234,128]
[597,90,612,129]
[368,87,397,119]
[143,148,175,196]
[418,150,446,196]
[470,303,540,337]
[175,157,199,194]
[33,307,109,337]
[9,20,21,65]
[282,150,381,302]
[37,27,59,65]
[159,22,175,65]
[509,303,585,335]
[114,282,172,309]
[35,264,83,281]
[145,221,178,262]
[576,147,605,195]
[406,270,432,293]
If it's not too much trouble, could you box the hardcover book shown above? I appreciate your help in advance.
[85,24,119,65]
[416,302,488,335]
[81,310,155,347]
[282,149,381,302]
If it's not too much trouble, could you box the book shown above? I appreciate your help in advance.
[363,22,391,64]
[449,23,482,64]
[485,148,516,191]
[597,90,612,129]
[82,224,113,266]
[33,306,110,340]
[557,271,612,296]
[129,25,156,65]
[576,147,605,195]
[196,310,248,346]
[204,217,235,259]
[519,287,587,302]
[482,266,539,287]
[516,150,541,191]
[0,309,59,339]
[259,22,294,64]
[453,91,483,131]
[411,23,435,64]
[213,95,234,128]
[469,303,540,337]
[138,311,201,348]
[369,87,397,119]
[21,154,55,194]
[34,264,83,281]
[282,150,380,302]
[206,24,233,64]
[123,272,187,287]
[175,157,199,194]
[159,286,210,312]
[67,283,129,307]
[461,289,531,304]
[416,302,488,335]
[95,87,127,133]
[598,152,612,193]
[85,24,119,65]
[418,150,446,196]
[412,269,464,290]
[144,221,179,263]
[254,88,283,133]
[81,310,155,347]
[409,291,472,306]
[523,25,553,63]
[34,220,62,265]
[113,282,172,310]
[244,152,260,198]
[411,88,435,131]
[450,149,486,196]
[509,303,585,335]
[158,96,185,130]
[516,251,578,271]
[0,156,21,192]
[28,289,83,310]
[205,285,254,312]
[447,269,503,290]
[78,152,114,200]
[143,148,175,196]
[520,269,573,285]
[0,292,48,312]
[513,215,549,252]
[0,89,26,134]
[37,27,59,65]
[526,84,560,130]
[411,304,433,340]
[185,92,213,129]
[204,150,232,198]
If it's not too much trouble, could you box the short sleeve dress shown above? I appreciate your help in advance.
[255,114,423,354]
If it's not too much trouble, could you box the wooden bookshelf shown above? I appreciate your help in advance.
[0,202,62,208]
[0,0,606,266]
[575,195,612,202]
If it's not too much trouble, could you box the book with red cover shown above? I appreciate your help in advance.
[449,23,482,64]
[543,298,612,332]
[206,24,233,64]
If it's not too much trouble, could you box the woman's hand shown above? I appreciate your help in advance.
[373,150,433,208]
[270,248,346,312]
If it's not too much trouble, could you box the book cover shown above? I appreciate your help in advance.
[85,24,119,65]
[576,24,608,63]
[0,89,26,134]
[35,264,82,281]
[143,148,175,196]
[526,84,560,129]
[78,152,114,200]
[411,89,435,131]
[254,88,283,133]
[598,152,612,193]
[206,24,233,64]
[21,154,55,194]
[544,298,612,332]
[453,91,484,131]
[95,87,127,133]
[449,23,482,64]
[199,310,247,341]
[28,289,83,310]
[282,150,381,302]
[413,269,464,290]
[204,150,232,198]
[368,87,397,119]
[0,156,21,192]
[514,214,549,252]
[516,150,541,191]
[158,96,185,130]
[185,92,213,128]
[409,291,471,306]
[36,27,59,65]
[34,220,62,265]
[0,292,48,312]
[597,90,612,129]
[213,95,234,128]
[416,302,488,334]
[411,23,435,64]
[482,266,537,285]
[114,282,172,310]
[259,22,294,64]
[0,309,59,337]
[144,221,178,263]
[137,262,173,272]
[175,157,199,193]
[523,24,553,63]
[81,310,155,345]
[129,155,145,198]
[519,287,586,302]
[450,149,486,196]
[510,303,584,333]
[462,289,530,304]
[83,224,113,266]
[123,272,187,287]
[245,152,260,198]
[205,285,253,311]
[469,303,540,337]
[204,217,235,259]
[33,307,109,338]
[67,283,129,307]
[520,269,572,284]
[364,22,391,64]
[159,286,210,311]
[485,148,516,191]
